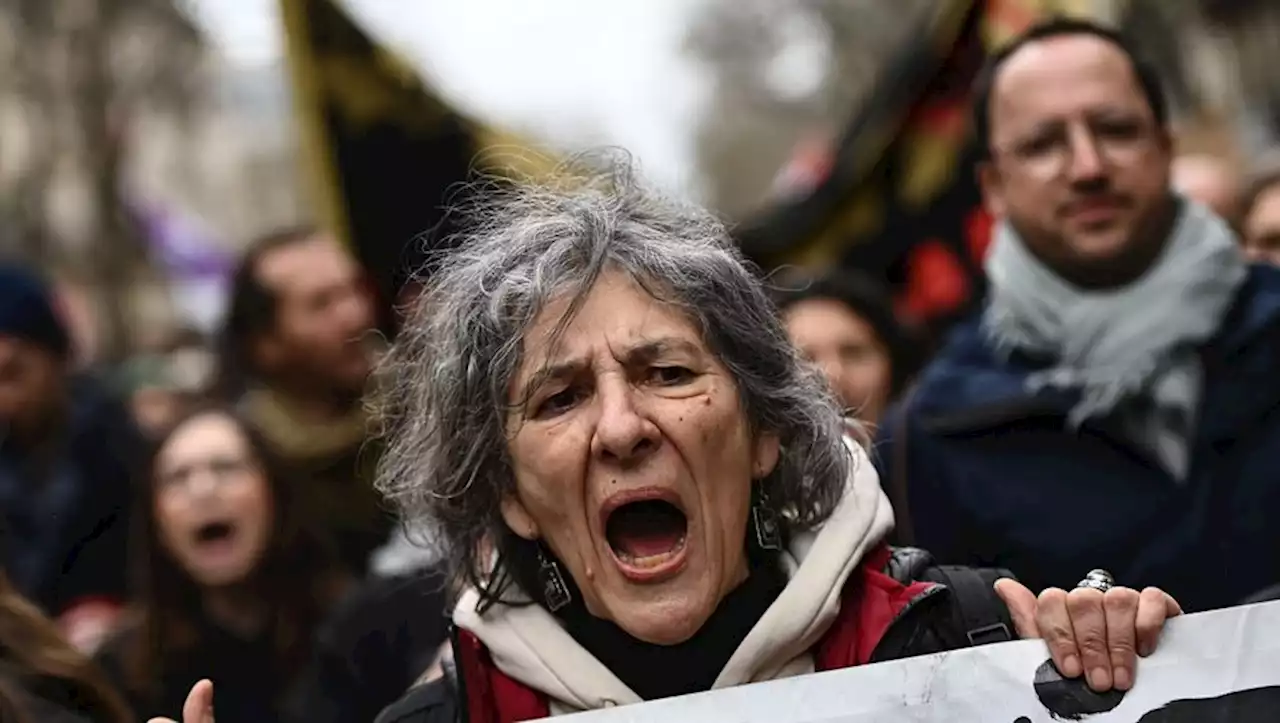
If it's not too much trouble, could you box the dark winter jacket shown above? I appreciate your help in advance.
[875,264,1280,612]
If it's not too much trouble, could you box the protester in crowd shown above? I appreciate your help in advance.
[1171,152,1241,225]
[96,407,350,723]
[0,548,133,723]
[214,227,391,576]
[0,261,141,651]
[876,18,1280,612]
[1241,154,1280,265]
[775,269,922,425]
[154,158,1182,723]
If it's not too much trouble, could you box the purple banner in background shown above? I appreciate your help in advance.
[132,201,235,331]
[134,202,235,281]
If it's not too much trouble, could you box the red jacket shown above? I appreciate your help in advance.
[455,546,936,723]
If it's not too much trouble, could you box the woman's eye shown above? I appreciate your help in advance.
[159,467,191,489]
[839,344,870,363]
[534,388,581,418]
[648,366,694,385]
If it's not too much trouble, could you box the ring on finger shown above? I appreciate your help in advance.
[1076,568,1116,593]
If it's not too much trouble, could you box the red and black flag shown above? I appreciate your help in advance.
[737,0,1100,339]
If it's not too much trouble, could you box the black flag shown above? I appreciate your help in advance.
[280,0,553,325]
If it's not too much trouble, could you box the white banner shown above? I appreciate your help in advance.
[556,601,1280,722]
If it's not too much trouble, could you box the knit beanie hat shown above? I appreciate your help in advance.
[0,262,72,358]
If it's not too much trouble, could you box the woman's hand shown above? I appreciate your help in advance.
[147,678,214,723]
[995,579,1182,693]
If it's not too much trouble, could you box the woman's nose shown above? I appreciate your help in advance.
[184,468,221,500]
[591,379,659,464]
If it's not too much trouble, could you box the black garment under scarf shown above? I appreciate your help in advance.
[553,559,786,702]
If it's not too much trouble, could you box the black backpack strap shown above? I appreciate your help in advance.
[918,565,1018,647]
[881,548,1017,647]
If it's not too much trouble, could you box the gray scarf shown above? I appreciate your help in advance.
[982,199,1247,480]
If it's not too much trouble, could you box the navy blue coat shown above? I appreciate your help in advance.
[875,264,1280,613]
[0,375,139,615]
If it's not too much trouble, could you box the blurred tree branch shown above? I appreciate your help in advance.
[0,0,205,361]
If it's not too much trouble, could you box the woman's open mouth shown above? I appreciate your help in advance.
[192,521,238,555]
[604,497,689,583]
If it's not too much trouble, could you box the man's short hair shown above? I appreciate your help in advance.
[213,225,319,399]
[971,17,1170,161]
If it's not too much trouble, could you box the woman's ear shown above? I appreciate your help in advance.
[500,494,540,540]
[752,432,781,479]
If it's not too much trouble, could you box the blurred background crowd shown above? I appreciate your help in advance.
[2,0,1280,722]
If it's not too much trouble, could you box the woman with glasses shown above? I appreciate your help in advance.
[95,407,351,722]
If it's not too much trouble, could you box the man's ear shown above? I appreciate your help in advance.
[500,494,540,541]
[978,161,1007,218]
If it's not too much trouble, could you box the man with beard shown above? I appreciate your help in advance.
[216,227,391,575]
[877,18,1280,613]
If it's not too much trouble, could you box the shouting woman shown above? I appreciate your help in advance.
[157,157,1182,723]
[98,407,349,722]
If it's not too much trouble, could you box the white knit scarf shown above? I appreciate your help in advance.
[982,199,1247,479]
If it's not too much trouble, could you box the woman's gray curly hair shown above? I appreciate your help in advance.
[376,152,856,609]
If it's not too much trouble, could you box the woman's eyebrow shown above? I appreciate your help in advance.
[518,336,703,399]
[519,357,588,401]
[623,337,702,365]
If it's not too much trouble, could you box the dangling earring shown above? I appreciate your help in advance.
[537,545,572,612]
[751,484,783,551]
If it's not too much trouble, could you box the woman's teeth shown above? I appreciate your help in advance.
[616,535,686,568]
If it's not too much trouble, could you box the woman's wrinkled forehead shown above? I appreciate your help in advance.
[508,273,713,399]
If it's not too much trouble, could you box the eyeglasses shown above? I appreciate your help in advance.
[157,456,255,492]
[991,116,1159,181]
